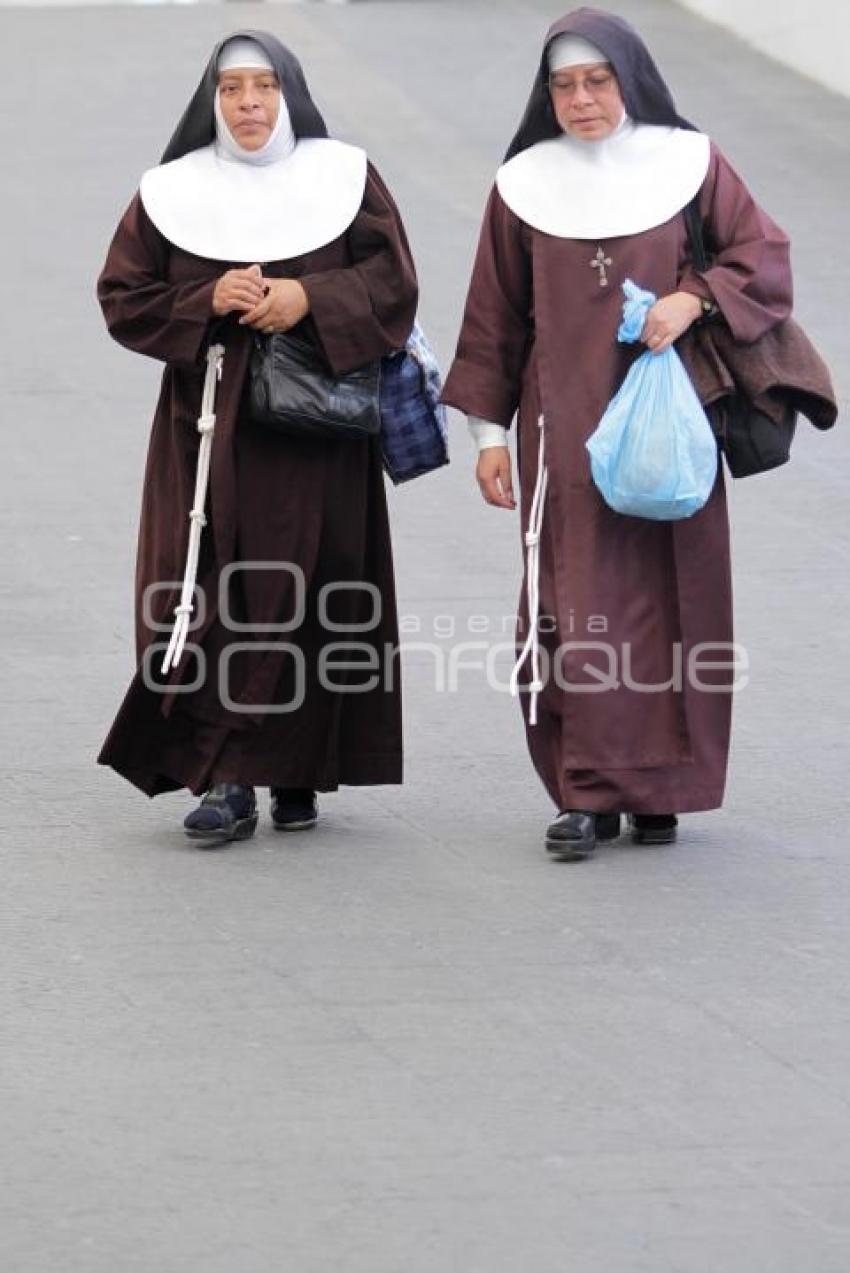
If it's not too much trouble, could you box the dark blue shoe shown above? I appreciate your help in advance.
[184,783,258,847]
[270,787,318,832]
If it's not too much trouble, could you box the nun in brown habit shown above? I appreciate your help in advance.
[97,32,418,844]
[442,8,793,860]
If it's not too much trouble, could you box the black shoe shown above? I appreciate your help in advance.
[545,810,621,861]
[270,787,318,832]
[183,783,258,846]
[629,814,678,845]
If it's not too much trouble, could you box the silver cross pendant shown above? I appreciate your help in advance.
[590,245,613,287]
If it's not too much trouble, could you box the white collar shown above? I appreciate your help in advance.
[496,118,710,239]
[139,137,367,263]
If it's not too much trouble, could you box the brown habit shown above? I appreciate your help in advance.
[443,144,792,814]
[98,165,418,796]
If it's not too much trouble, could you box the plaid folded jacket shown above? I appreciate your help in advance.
[380,321,450,485]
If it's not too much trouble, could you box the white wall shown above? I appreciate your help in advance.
[676,0,850,99]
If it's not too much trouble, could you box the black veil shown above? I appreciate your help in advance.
[505,7,696,162]
[160,29,329,165]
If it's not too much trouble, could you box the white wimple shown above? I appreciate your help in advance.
[510,414,548,726]
[161,343,225,674]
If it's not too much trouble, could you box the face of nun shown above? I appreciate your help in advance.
[548,61,625,141]
[218,67,281,150]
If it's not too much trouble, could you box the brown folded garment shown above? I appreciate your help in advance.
[678,315,838,432]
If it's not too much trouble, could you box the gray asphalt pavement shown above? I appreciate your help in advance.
[2,2,849,1270]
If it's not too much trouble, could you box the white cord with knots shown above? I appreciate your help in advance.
[509,414,549,726]
[161,343,225,675]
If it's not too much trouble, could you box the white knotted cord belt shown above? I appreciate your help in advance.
[509,414,549,726]
[161,343,225,675]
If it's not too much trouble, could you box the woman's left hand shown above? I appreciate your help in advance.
[239,279,311,334]
[641,291,703,355]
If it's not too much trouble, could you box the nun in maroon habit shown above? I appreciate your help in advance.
[441,8,792,860]
[97,32,418,844]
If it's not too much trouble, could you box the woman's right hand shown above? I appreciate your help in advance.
[476,446,516,510]
[212,265,266,317]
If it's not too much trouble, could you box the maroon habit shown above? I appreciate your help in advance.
[98,166,418,796]
[443,144,792,814]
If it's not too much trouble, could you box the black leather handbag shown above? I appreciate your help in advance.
[683,200,796,478]
[248,329,381,442]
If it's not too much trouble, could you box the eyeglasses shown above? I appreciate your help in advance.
[548,70,616,98]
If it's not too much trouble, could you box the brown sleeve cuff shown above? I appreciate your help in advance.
[170,278,218,365]
[440,357,519,428]
[678,269,715,306]
[298,271,368,375]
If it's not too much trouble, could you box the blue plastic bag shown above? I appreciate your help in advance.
[586,279,718,520]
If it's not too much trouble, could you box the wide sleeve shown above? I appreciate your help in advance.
[441,187,532,429]
[678,143,793,344]
[298,163,419,376]
[97,194,217,368]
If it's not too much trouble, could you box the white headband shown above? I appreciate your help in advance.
[547,34,608,73]
[217,38,275,74]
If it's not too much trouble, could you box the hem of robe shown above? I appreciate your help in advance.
[521,704,728,814]
[97,675,402,798]
[542,775,725,816]
[97,746,403,799]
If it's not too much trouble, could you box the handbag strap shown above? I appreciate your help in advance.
[684,196,708,272]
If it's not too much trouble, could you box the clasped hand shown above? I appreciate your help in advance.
[211,264,310,334]
[640,290,703,354]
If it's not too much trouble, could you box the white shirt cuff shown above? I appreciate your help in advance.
[468,417,509,452]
